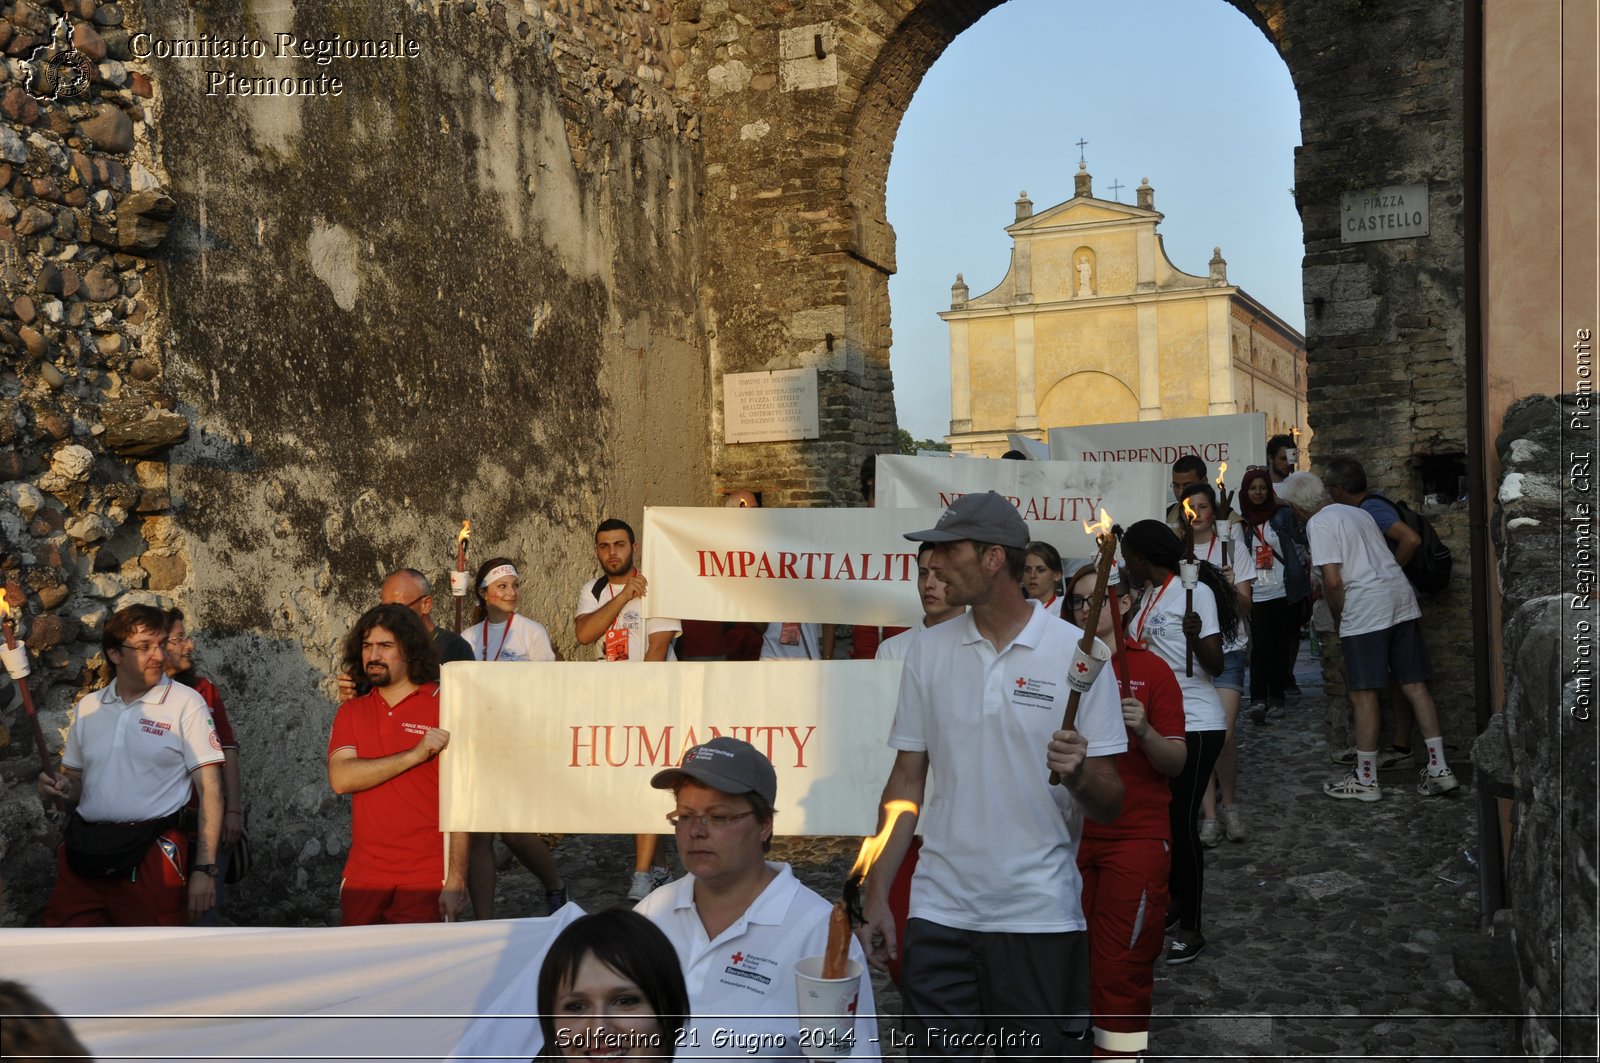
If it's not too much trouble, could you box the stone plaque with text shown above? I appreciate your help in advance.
[724,367,819,443]
[1340,183,1429,243]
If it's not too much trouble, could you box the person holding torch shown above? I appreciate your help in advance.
[1120,520,1239,965]
[858,492,1125,1055]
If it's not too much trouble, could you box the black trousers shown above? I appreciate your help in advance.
[1249,596,1300,704]
[1167,729,1227,931]
[901,917,1093,1059]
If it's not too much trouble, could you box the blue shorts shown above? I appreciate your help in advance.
[1213,649,1247,693]
[1341,619,1432,691]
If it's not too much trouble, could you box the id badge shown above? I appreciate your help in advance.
[779,622,801,646]
[604,626,630,661]
[1255,542,1275,570]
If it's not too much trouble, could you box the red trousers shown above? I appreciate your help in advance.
[340,879,442,926]
[43,831,189,927]
[1077,835,1170,1057]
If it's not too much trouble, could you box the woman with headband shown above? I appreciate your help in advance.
[461,556,568,919]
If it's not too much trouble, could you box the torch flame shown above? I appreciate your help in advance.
[1216,461,1228,489]
[1080,507,1114,539]
[456,519,472,546]
[1182,498,1199,524]
[0,593,14,622]
[849,799,919,882]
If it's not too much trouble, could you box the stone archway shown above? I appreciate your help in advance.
[680,0,1471,730]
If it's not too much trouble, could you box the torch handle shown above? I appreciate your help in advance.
[3,619,56,785]
[1184,587,1194,677]
[454,541,467,632]
[1047,689,1087,787]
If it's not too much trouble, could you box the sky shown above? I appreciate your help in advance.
[886,0,1305,442]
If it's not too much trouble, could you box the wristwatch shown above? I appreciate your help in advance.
[191,863,219,878]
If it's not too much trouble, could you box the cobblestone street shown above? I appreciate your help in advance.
[496,649,1519,1060]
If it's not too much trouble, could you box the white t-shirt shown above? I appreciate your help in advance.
[1307,503,1421,638]
[574,577,681,661]
[1130,576,1225,731]
[635,863,879,1060]
[64,676,223,822]
[461,613,556,662]
[759,622,822,660]
[1240,516,1290,602]
[1195,526,1251,652]
[889,600,1126,933]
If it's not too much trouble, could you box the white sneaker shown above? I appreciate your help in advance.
[1417,767,1460,795]
[627,870,654,901]
[1323,774,1381,802]
[1220,804,1247,842]
[1198,818,1222,847]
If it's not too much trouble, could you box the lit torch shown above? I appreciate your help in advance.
[1,584,57,790]
[831,799,918,977]
[1047,509,1118,785]
[1180,498,1200,677]
[1215,462,1236,568]
[452,519,472,631]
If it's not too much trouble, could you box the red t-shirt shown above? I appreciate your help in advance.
[1083,645,1185,841]
[328,684,444,886]
[850,624,910,660]
[178,675,234,815]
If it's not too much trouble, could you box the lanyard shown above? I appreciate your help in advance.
[1132,574,1175,645]
[1198,537,1218,564]
[482,616,514,661]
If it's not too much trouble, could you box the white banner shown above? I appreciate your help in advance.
[1047,411,1267,491]
[441,660,902,837]
[644,505,944,626]
[873,453,1168,561]
[7,913,580,1063]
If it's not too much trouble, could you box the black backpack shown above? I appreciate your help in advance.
[1373,497,1452,594]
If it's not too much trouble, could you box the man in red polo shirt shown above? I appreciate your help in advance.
[328,604,468,925]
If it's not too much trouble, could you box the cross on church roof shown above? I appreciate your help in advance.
[1108,179,1124,201]
[1075,138,1088,165]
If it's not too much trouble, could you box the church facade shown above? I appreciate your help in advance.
[941,167,1307,456]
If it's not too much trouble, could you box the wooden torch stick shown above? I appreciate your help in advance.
[1181,502,1197,678]
[2,587,56,786]
[453,521,471,633]
[1049,531,1117,786]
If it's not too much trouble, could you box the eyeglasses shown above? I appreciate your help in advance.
[118,640,166,657]
[163,635,193,649]
[665,810,756,831]
[1067,595,1092,613]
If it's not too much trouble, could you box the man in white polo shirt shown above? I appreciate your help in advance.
[858,492,1126,1058]
[37,603,223,926]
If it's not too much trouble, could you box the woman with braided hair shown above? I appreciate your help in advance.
[1120,519,1239,965]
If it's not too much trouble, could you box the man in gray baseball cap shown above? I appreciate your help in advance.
[858,490,1127,1055]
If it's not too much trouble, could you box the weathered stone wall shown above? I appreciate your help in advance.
[0,0,711,925]
[1486,395,1596,1060]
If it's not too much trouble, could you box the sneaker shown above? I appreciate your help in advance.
[1266,701,1287,720]
[627,871,654,901]
[1198,818,1222,848]
[1220,804,1247,842]
[1323,774,1381,802]
[1378,746,1414,770]
[1417,767,1460,795]
[649,865,672,889]
[1250,701,1268,725]
[1330,746,1357,766]
[1166,930,1206,965]
[545,885,569,914]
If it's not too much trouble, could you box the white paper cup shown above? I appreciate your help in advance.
[449,571,469,597]
[1,643,29,680]
[1178,559,1200,590]
[793,955,861,1060]
[1065,637,1110,693]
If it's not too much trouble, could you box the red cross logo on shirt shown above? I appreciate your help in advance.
[731,952,743,964]
[1015,677,1026,688]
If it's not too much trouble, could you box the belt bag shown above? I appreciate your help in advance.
[63,811,178,879]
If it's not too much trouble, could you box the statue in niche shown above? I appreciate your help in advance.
[1076,255,1095,298]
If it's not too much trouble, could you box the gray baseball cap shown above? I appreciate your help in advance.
[904,491,1030,549]
[651,736,778,804]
